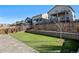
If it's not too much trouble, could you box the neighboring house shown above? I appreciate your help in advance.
[0,24,10,28]
[15,20,31,31]
[25,17,33,29]
[75,19,79,22]
[32,13,48,25]
[48,5,76,22]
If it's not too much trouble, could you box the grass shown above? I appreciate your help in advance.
[61,39,79,53]
[11,31,64,53]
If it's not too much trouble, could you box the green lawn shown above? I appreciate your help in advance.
[11,32,64,53]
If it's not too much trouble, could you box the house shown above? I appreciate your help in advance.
[48,5,76,22]
[32,13,48,25]
[15,20,31,31]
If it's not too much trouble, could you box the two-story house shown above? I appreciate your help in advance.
[48,5,75,22]
[32,13,48,25]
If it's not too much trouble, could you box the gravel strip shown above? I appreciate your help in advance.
[0,34,38,53]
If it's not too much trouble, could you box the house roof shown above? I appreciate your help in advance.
[48,5,75,13]
[32,14,42,18]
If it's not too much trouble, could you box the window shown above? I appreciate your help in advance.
[66,12,69,14]
[36,19,39,22]
[66,17,69,20]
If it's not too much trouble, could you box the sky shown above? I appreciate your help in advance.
[0,5,79,24]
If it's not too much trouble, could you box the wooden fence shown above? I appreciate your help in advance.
[32,22,79,33]
[0,26,21,34]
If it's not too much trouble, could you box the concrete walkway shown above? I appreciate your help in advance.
[0,35,38,53]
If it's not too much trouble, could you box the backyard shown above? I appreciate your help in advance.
[11,31,64,53]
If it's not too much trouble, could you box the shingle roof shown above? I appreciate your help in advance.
[48,5,75,13]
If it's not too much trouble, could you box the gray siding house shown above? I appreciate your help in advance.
[48,5,76,22]
[32,13,48,25]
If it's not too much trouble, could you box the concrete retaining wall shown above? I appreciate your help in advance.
[26,30,79,40]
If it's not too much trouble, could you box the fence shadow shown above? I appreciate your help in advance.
[61,39,79,53]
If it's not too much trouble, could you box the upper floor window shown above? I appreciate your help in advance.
[66,17,69,20]
[66,12,69,14]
